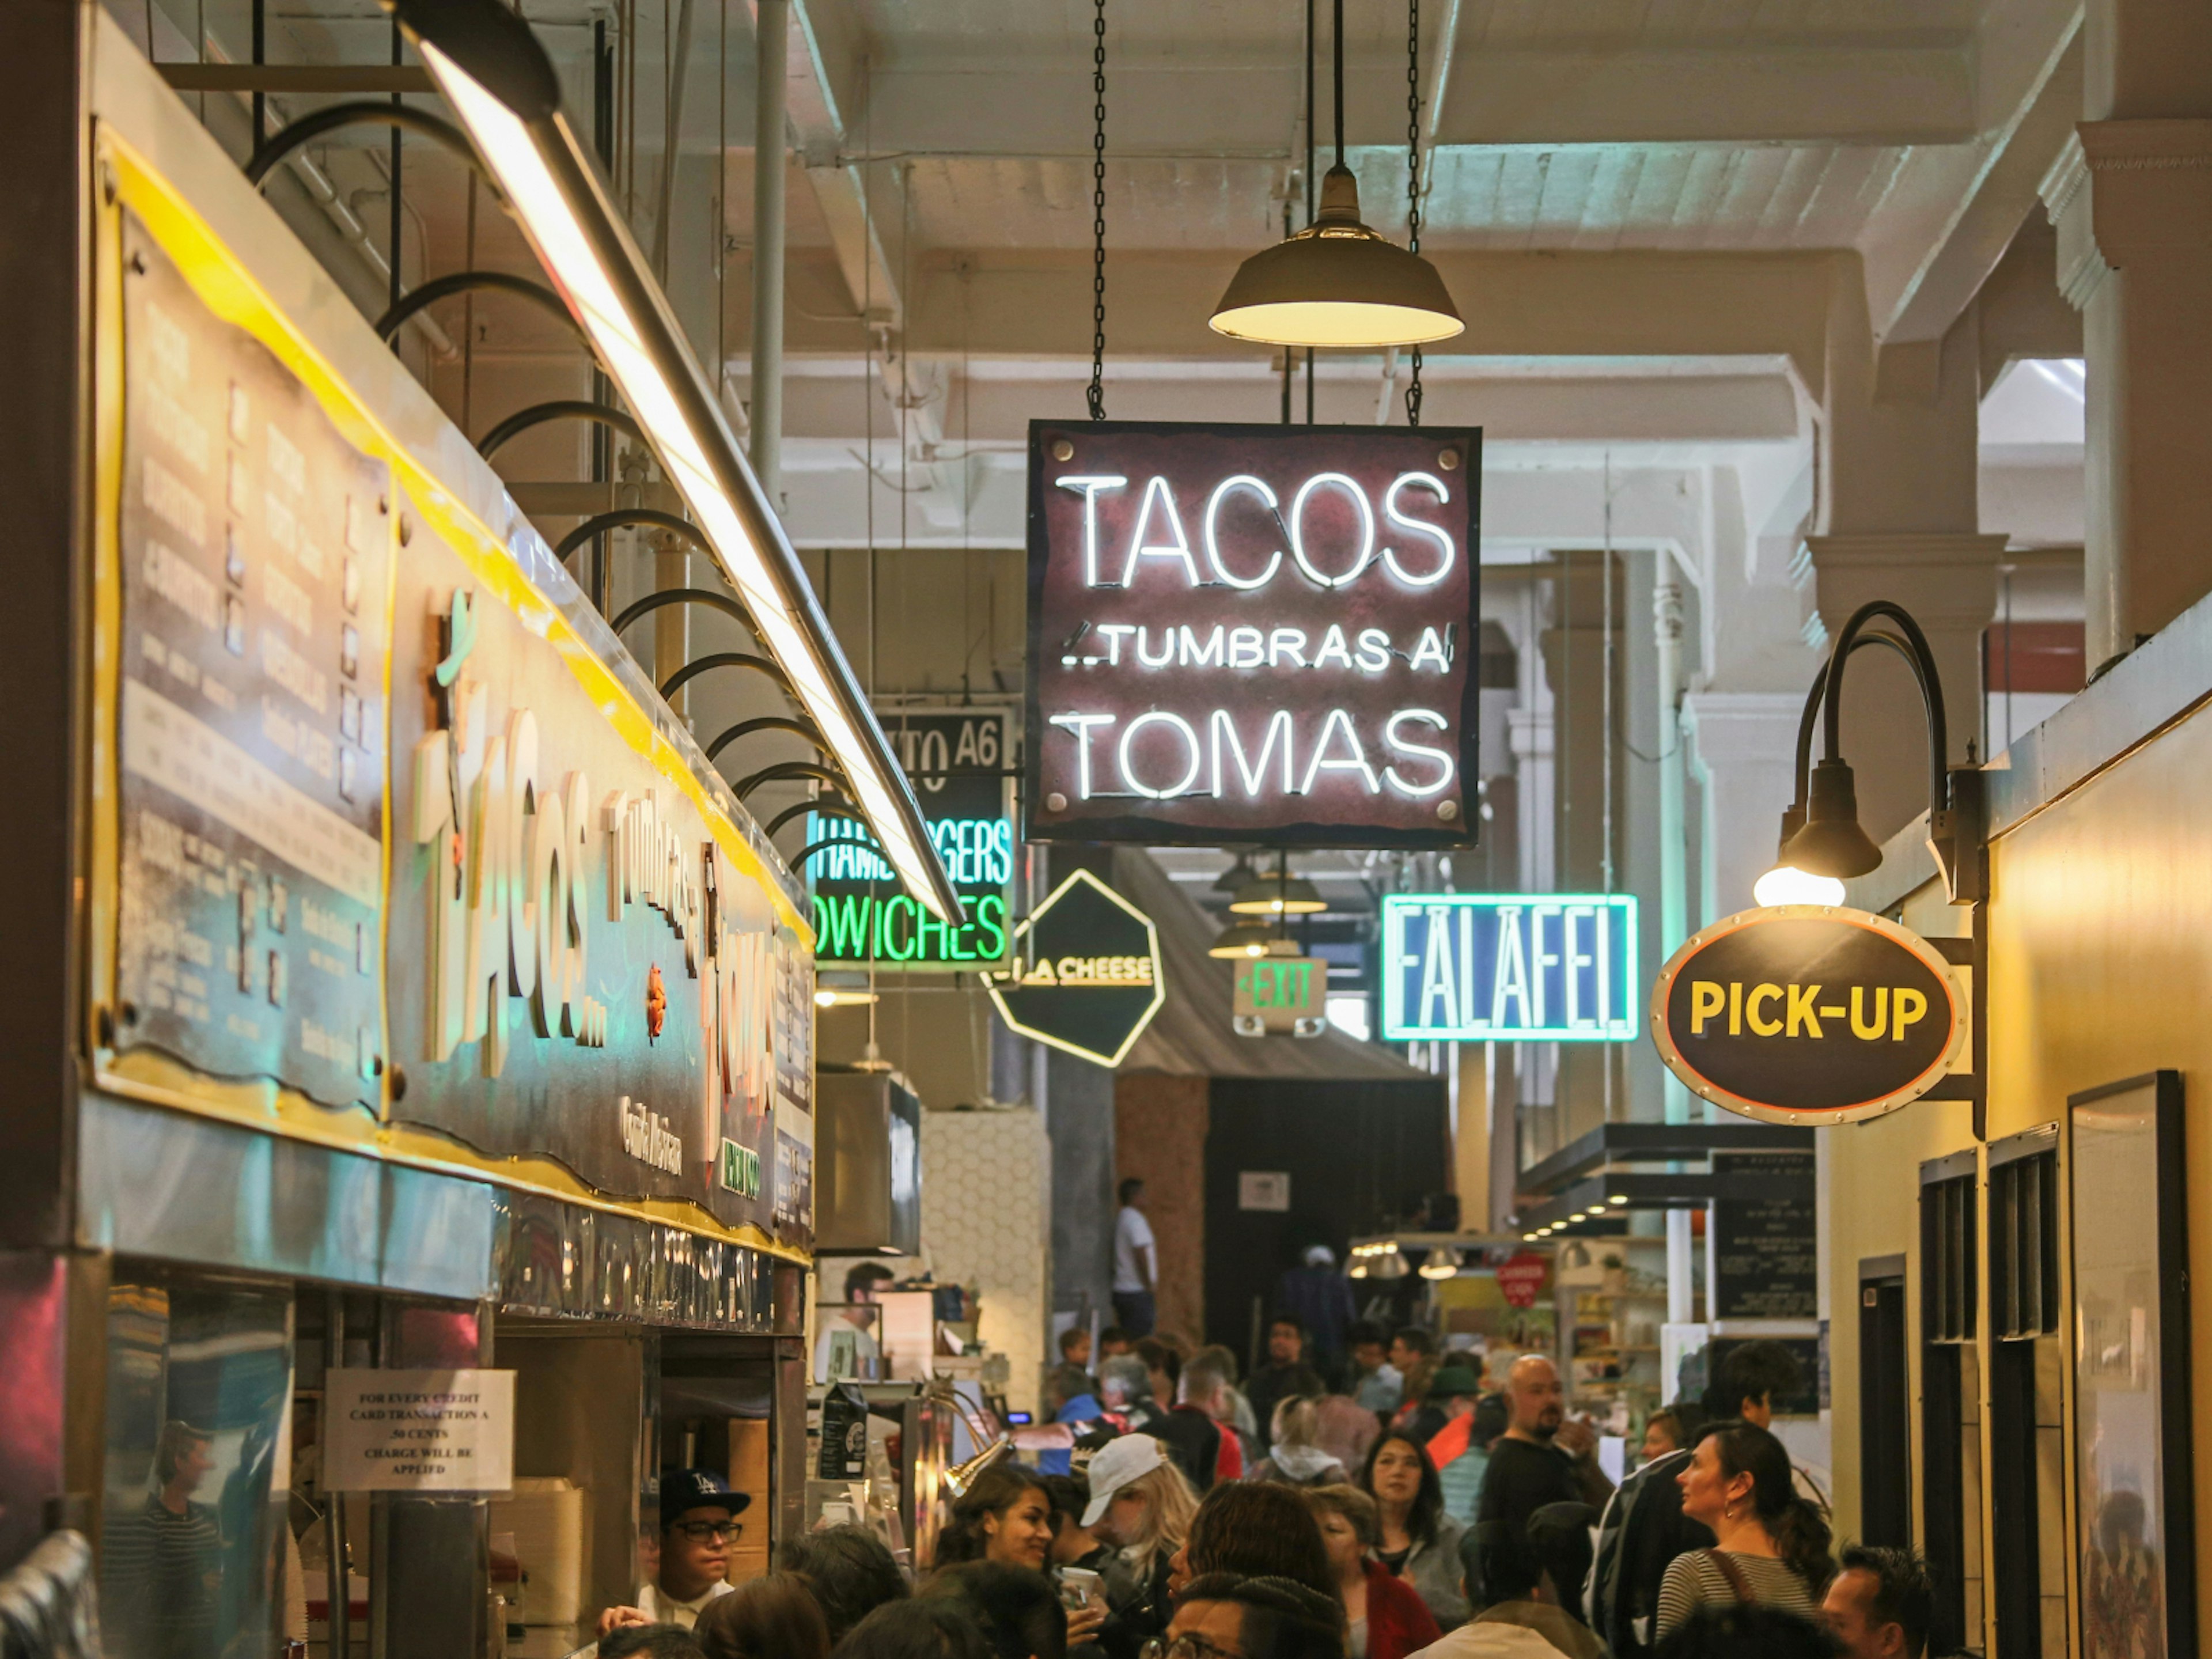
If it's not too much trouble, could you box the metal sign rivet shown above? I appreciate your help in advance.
[1046,791,1067,812]
[1051,438,1074,462]
[1438,449,1459,471]
[1437,800,1459,821]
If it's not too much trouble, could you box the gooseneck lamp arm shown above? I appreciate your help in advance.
[1821,600,1950,821]
[1785,630,1926,824]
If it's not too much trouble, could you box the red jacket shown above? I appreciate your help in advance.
[1363,1558,1444,1659]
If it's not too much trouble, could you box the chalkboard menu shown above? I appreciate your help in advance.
[111,211,388,1111]
[1710,1149,1817,1320]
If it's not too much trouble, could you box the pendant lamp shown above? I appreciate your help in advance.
[1210,0,1461,348]
[1208,922,1277,960]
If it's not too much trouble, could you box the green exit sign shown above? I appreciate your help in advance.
[1233,951,1328,1036]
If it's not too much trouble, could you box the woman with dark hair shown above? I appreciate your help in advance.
[692,1572,831,1659]
[922,1562,1070,1659]
[837,1599,999,1659]
[935,1464,1056,1573]
[1654,1422,1835,1639]
[1358,1431,1467,1629]
[1305,1486,1441,1659]
[778,1524,908,1643]
[1172,1481,1337,1602]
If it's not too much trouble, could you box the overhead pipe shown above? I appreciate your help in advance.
[751,0,790,507]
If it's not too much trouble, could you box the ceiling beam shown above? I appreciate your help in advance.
[858,46,1976,156]
[858,248,1834,398]
[1862,7,2083,348]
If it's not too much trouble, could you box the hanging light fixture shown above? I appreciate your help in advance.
[1418,1248,1461,1280]
[1211,853,1260,896]
[1229,873,1326,916]
[383,0,961,925]
[1208,922,1277,960]
[1210,0,1462,348]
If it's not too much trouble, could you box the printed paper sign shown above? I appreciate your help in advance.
[324,1368,514,1493]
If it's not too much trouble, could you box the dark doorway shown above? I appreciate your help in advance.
[1858,1259,1910,1546]
[1202,1078,1448,1369]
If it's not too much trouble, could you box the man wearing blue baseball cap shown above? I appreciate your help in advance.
[596,1468,751,1635]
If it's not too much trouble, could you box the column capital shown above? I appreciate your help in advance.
[1795,532,2012,637]
[1680,691,1805,769]
[2041,120,2212,308]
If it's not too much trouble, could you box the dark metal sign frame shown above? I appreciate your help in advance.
[1649,904,1964,1126]
[1024,419,1482,850]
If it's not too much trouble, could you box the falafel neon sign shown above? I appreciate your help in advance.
[1026,421,1482,849]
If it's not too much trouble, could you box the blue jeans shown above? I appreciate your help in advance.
[1112,1290,1156,1336]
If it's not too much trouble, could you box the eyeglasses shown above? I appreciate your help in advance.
[672,1520,743,1543]
[1141,1638,1240,1659]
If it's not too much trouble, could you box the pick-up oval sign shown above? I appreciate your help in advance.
[1650,905,1963,1125]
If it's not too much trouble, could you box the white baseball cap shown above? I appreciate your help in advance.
[1079,1434,1165,1528]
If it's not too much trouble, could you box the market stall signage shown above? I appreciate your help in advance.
[1709,1150,1816,1320]
[93,165,816,1248]
[324,1368,515,1493]
[807,707,1013,968]
[1380,893,1638,1041]
[983,869,1164,1067]
[1025,421,1481,849]
[1233,951,1327,1037]
[1496,1252,1549,1309]
[1650,904,1963,1125]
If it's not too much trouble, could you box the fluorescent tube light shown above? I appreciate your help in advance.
[393,0,959,923]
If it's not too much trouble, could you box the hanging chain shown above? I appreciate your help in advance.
[1087,0,1108,421]
[1404,0,1425,427]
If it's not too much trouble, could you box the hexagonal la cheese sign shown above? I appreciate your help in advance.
[1650,904,1964,1126]
[983,869,1165,1068]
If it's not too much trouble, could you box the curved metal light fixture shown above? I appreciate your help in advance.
[1209,0,1461,349]
[387,0,960,923]
[1211,165,1464,349]
[1758,611,1955,905]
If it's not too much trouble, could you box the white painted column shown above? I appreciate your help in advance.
[1802,257,2003,841]
[1683,692,1806,925]
[2043,115,2212,668]
[1654,579,1696,1325]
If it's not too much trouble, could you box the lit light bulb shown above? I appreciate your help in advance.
[1753,863,1847,908]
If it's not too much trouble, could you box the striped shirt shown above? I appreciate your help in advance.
[1654,1550,1823,1640]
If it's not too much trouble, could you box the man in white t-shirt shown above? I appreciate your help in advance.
[813,1261,895,1381]
[595,1469,745,1634]
[1112,1177,1157,1336]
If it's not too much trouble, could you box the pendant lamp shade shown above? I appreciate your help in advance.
[1210,166,1463,349]
[1208,922,1277,960]
[1229,873,1326,915]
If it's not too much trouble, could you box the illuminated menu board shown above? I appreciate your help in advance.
[96,176,815,1246]
[808,707,1014,969]
[111,211,390,1110]
[1025,421,1481,849]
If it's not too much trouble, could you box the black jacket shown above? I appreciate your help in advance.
[1592,1449,1714,1659]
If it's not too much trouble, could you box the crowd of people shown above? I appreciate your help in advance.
[591,1311,1946,1659]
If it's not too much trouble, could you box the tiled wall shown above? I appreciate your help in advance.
[921,1107,1051,1416]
